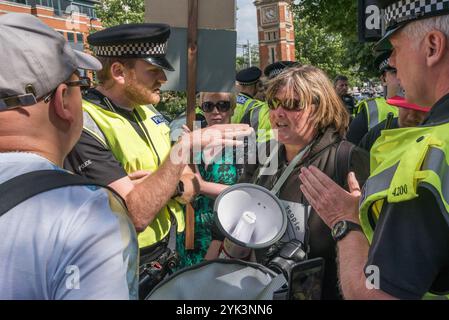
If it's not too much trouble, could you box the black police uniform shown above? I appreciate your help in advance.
[364,0,449,299]
[347,51,395,145]
[364,94,449,299]
[358,117,399,152]
[64,23,179,298]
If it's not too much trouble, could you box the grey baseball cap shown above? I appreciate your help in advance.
[0,13,102,110]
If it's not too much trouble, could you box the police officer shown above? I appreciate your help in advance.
[358,91,430,152]
[232,66,272,143]
[64,23,251,282]
[263,60,298,80]
[346,52,399,145]
[300,0,449,299]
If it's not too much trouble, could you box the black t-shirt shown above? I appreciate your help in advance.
[64,89,158,185]
[341,94,356,115]
[365,93,449,299]
[358,118,399,152]
[347,106,368,145]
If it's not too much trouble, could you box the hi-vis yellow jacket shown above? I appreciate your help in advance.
[360,123,449,299]
[82,100,185,249]
[356,97,399,130]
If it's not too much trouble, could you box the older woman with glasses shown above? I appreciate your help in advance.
[176,92,242,268]
[234,65,369,299]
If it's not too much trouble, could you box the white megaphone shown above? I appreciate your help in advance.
[214,183,287,259]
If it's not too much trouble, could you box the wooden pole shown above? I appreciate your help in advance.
[185,0,198,250]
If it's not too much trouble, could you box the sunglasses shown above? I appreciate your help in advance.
[43,76,92,103]
[201,100,231,113]
[267,98,304,111]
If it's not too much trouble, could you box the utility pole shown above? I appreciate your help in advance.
[247,40,252,67]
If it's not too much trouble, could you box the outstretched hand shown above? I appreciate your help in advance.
[299,166,361,228]
[172,124,253,165]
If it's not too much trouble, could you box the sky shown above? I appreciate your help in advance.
[236,0,259,46]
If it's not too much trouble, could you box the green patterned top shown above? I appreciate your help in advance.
[176,151,239,268]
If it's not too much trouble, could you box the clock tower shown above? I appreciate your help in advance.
[254,0,296,71]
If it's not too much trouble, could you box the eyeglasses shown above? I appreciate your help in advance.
[64,76,91,90]
[42,76,91,103]
[267,97,303,111]
[201,100,231,113]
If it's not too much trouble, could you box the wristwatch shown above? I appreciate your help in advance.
[331,220,363,241]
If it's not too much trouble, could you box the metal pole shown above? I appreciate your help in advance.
[248,40,252,67]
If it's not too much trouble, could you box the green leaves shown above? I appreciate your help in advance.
[291,0,379,84]
[95,0,144,27]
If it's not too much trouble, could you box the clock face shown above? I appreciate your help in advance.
[262,6,278,24]
[266,8,275,19]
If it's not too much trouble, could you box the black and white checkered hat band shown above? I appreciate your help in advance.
[385,0,449,29]
[93,42,168,57]
[379,59,389,71]
[269,68,283,78]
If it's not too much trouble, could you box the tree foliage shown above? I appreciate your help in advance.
[291,0,379,85]
[95,0,144,27]
[294,16,347,79]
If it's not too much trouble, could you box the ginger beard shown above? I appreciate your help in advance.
[124,68,162,106]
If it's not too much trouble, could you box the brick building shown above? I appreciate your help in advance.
[254,0,296,71]
[0,0,102,54]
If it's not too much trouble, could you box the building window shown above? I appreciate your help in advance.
[265,31,278,42]
[270,47,276,64]
[67,32,75,42]
[76,33,84,43]
[11,0,28,5]
[37,0,53,7]
[51,0,97,18]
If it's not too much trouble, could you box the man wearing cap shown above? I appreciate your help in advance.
[347,52,400,145]
[359,91,430,152]
[64,23,250,277]
[299,0,449,299]
[232,66,272,143]
[0,13,138,299]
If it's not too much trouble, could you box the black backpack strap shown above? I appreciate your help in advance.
[335,140,355,190]
[0,170,106,218]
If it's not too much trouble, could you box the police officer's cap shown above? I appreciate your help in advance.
[374,50,395,74]
[375,0,449,51]
[88,23,174,71]
[236,67,262,86]
[264,61,298,79]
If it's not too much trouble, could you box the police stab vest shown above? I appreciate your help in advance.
[82,100,185,248]
[359,122,449,299]
[356,97,399,130]
[232,93,273,143]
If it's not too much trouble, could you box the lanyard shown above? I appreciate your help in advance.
[256,142,313,196]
